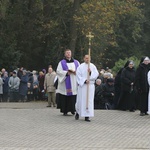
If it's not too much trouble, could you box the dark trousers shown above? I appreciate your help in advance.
[0,94,2,102]
[56,93,60,105]
[118,91,135,110]
[20,94,26,102]
[2,93,8,102]
[33,88,38,100]
[57,94,76,114]
[38,91,44,100]
[140,92,148,113]
[9,92,19,102]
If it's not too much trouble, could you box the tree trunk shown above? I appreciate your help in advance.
[69,0,80,56]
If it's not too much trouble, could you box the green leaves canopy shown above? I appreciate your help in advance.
[0,0,148,71]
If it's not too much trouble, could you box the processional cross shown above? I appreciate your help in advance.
[86,32,94,51]
[86,32,94,110]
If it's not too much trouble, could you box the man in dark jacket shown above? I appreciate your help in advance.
[17,67,23,79]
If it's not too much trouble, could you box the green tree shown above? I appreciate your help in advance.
[139,0,150,56]
[74,0,144,68]
[0,1,21,71]
[0,0,147,71]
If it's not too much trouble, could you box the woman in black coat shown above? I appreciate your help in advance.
[118,60,136,111]
[2,72,9,102]
[19,70,28,102]
[114,61,129,109]
[135,56,150,116]
[27,72,33,101]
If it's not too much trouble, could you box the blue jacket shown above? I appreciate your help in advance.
[3,77,9,93]
[19,75,28,96]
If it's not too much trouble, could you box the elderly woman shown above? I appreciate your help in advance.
[2,72,9,102]
[27,71,33,101]
[94,79,104,109]
[118,60,136,112]
[135,56,150,116]
[38,71,45,100]
[147,70,150,114]
[32,70,39,101]
[0,72,3,102]
[19,70,28,102]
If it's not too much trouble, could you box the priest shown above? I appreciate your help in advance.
[75,55,99,122]
[56,49,80,115]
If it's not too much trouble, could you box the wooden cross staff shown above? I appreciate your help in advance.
[86,32,94,110]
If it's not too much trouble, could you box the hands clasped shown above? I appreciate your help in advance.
[67,69,76,75]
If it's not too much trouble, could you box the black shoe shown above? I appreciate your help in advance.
[121,109,126,111]
[75,113,79,120]
[130,110,135,112]
[140,113,145,116]
[63,113,67,116]
[47,105,51,107]
[71,112,75,115]
[85,117,91,122]
[145,112,149,115]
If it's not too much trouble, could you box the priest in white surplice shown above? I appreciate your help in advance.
[56,49,80,115]
[75,55,99,122]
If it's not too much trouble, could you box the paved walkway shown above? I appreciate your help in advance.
[0,102,150,150]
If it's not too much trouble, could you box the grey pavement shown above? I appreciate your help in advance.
[0,102,150,150]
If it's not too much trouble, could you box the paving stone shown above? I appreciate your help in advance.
[0,102,150,150]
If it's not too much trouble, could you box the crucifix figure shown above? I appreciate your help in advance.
[86,32,94,110]
[86,31,94,47]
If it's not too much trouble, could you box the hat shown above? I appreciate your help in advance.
[144,57,150,61]
[129,61,134,65]
[107,78,114,83]
[140,56,149,64]
[106,67,109,70]
[4,71,8,75]
[22,70,27,73]
[104,72,112,78]
[13,71,17,74]
[42,69,46,74]
[32,70,37,75]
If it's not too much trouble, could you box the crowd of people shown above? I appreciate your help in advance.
[0,67,51,103]
[94,56,150,117]
[56,49,150,121]
[0,50,150,121]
